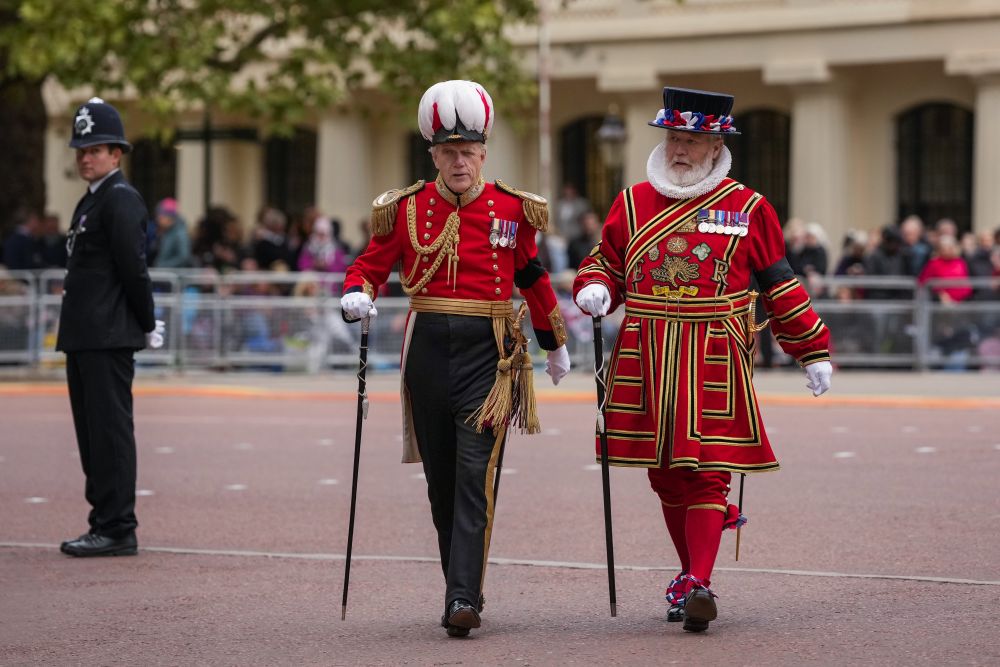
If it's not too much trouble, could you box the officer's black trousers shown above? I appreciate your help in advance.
[404,313,503,613]
[66,349,138,538]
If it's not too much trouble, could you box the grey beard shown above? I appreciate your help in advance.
[666,158,713,187]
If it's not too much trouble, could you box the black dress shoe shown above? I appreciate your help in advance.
[62,533,137,557]
[666,604,684,622]
[60,531,95,554]
[682,588,718,633]
[443,599,481,638]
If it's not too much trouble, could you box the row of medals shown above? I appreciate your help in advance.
[696,209,749,237]
[490,218,518,248]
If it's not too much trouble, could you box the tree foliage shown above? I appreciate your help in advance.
[1,0,538,133]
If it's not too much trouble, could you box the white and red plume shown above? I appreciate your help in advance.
[418,80,495,144]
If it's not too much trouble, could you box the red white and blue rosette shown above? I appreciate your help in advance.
[649,108,739,135]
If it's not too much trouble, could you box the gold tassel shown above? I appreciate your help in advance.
[515,351,540,434]
[470,356,515,434]
[522,198,549,233]
[370,203,398,236]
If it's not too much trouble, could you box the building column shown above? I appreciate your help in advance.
[787,83,851,248]
[971,75,1000,234]
[316,112,373,249]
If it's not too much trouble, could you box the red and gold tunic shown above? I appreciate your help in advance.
[345,176,568,462]
[573,179,830,472]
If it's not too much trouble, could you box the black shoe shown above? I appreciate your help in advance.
[59,531,95,554]
[682,588,718,633]
[443,599,481,638]
[667,604,684,622]
[61,533,137,557]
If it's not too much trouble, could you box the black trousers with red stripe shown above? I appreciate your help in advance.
[404,312,502,613]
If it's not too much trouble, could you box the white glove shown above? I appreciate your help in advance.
[145,320,165,350]
[545,346,571,386]
[575,283,611,317]
[341,292,377,320]
[804,361,832,397]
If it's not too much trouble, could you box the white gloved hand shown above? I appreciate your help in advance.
[804,360,833,397]
[145,319,165,350]
[575,283,611,317]
[545,346,571,386]
[341,292,378,320]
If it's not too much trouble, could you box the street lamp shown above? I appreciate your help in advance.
[596,107,627,197]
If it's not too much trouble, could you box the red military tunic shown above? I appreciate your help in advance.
[573,178,830,472]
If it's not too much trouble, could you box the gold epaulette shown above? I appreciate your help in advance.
[370,180,425,236]
[495,179,549,233]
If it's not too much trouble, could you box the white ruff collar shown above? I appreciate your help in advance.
[646,141,732,199]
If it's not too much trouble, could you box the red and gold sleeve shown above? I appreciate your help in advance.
[749,199,831,366]
[572,191,628,312]
[514,220,567,351]
[343,207,404,299]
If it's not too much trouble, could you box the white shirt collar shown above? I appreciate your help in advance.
[646,141,732,200]
[88,168,120,194]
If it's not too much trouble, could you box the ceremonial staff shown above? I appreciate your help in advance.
[735,472,746,560]
[592,316,618,617]
[341,316,371,620]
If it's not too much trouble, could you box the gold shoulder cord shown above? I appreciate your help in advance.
[401,195,462,295]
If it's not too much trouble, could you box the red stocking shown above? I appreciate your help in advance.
[686,507,725,586]
[660,503,690,573]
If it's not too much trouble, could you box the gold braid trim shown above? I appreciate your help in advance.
[548,306,568,347]
[370,180,425,236]
[400,195,462,295]
[495,179,549,232]
[467,302,540,436]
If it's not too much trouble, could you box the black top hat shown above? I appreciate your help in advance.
[648,87,740,135]
[69,98,132,153]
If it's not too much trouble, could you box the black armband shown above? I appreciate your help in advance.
[754,257,794,292]
[514,256,546,289]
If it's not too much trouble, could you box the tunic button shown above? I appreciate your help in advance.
[426,209,433,216]
[491,253,498,260]
[494,277,501,284]
[492,264,499,271]
[429,198,436,205]
[488,211,496,218]
[423,233,431,240]
[425,221,432,229]
[487,200,494,206]
[422,256,429,263]
[421,288,428,294]
[494,288,501,295]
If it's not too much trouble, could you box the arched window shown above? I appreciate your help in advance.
[128,138,177,216]
[408,132,437,182]
[727,109,791,224]
[896,103,973,232]
[265,127,317,217]
[559,115,615,219]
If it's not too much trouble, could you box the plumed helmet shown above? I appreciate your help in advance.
[418,80,495,144]
[69,97,132,153]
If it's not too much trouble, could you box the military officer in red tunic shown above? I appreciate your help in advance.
[342,80,571,638]
[573,87,833,633]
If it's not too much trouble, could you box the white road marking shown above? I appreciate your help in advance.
[411,473,426,480]
[994,444,1000,451]
[24,497,48,504]
[154,446,175,454]
[831,426,850,434]
[583,464,602,471]
[318,438,334,446]
[224,484,247,491]
[967,425,983,433]
[833,451,856,459]
[233,442,254,451]
[3,542,996,587]
[542,428,562,436]
[136,489,155,496]
[915,447,937,454]
[318,479,338,486]
[501,468,517,475]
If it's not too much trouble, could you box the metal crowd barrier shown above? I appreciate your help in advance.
[1,269,998,372]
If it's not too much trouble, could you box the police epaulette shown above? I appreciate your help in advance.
[495,179,549,233]
[370,180,425,236]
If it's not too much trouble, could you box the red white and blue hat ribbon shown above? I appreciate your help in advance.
[651,108,737,134]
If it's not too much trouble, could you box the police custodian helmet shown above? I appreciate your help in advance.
[69,97,132,153]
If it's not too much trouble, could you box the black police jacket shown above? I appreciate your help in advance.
[56,171,156,352]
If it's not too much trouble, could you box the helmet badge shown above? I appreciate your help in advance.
[74,107,95,136]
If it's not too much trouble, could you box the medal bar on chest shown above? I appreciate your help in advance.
[696,209,749,237]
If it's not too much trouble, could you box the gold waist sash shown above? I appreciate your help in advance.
[408,296,514,318]
[624,289,753,322]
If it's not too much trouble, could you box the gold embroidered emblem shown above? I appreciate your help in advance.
[678,217,698,233]
[692,242,711,261]
[666,236,688,254]
[652,285,699,298]
[648,246,660,261]
[712,258,730,289]
[649,256,700,288]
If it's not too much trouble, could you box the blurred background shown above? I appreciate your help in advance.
[2,0,999,373]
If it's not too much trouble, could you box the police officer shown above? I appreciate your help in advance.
[342,80,571,637]
[58,97,164,558]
